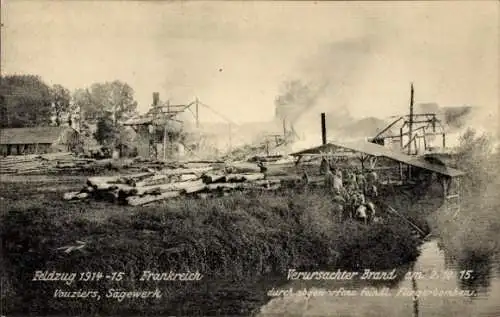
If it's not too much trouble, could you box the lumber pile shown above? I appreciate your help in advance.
[0,152,96,174]
[63,164,322,206]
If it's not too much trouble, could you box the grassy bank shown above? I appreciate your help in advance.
[430,129,500,281]
[1,176,422,316]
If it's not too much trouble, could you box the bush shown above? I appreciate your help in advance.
[432,129,500,274]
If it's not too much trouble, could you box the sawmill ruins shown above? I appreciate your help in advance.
[1,84,467,221]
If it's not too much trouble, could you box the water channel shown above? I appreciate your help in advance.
[255,239,500,317]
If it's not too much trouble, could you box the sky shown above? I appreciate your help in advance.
[1,1,499,128]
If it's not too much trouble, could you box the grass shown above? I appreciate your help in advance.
[0,175,425,316]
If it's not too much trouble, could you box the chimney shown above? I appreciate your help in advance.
[321,113,327,145]
[153,92,160,107]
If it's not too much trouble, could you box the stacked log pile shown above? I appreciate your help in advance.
[63,164,325,206]
[0,154,202,175]
[0,153,96,174]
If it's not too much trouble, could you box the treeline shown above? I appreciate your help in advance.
[0,74,139,147]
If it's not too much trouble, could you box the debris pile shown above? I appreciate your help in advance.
[63,162,322,206]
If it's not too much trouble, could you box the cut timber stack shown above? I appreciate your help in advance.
[0,152,96,174]
[63,163,323,206]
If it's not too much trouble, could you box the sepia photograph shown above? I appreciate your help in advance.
[0,1,499,316]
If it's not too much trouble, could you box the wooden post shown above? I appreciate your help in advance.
[408,83,414,155]
[163,124,167,161]
[442,177,449,201]
[400,128,403,150]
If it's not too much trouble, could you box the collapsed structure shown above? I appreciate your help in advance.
[122,92,299,162]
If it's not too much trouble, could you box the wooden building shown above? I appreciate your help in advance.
[0,126,80,156]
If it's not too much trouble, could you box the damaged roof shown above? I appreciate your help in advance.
[290,139,465,178]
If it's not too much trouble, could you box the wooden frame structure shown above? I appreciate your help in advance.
[369,113,447,155]
[369,84,448,155]
[123,93,200,160]
[290,139,465,215]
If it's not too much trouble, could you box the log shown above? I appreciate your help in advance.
[63,192,89,200]
[122,172,157,184]
[201,173,226,184]
[126,191,181,206]
[63,191,80,200]
[135,175,171,187]
[206,182,269,190]
[132,179,205,196]
[179,174,199,181]
[87,176,121,187]
[76,192,90,199]
[181,183,207,194]
[225,173,265,183]
[225,162,260,173]
[157,167,213,176]
[80,186,95,193]
[266,175,302,182]
[207,183,245,190]
[250,179,282,188]
[87,172,155,187]
[40,152,73,160]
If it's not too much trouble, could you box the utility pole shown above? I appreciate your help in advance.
[408,83,414,155]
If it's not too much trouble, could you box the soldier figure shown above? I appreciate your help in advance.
[356,170,367,193]
[319,157,329,175]
[324,167,335,194]
[345,169,358,192]
[366,169,379,197]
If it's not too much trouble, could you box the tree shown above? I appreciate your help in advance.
[0,75,53,128]
[455,128,495,197]
[72,80,138,125]
[93,115,116,147]
[50,84,72,126]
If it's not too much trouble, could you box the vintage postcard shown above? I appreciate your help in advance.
[1,1,499,316]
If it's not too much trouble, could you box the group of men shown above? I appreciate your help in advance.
[320,158,379,223]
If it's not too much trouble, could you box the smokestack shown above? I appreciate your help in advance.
[321,113,327,145]
[153,92,160,107]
